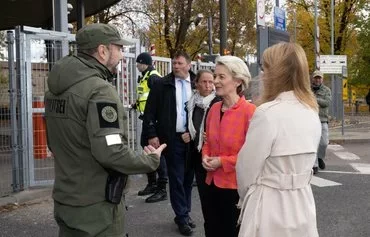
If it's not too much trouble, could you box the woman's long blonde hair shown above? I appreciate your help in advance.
[256,42,318,112]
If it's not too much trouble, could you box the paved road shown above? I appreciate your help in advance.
[1,142,369,237]
[314,143,370,237]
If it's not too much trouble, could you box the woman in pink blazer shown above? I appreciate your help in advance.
[201,56,256,237]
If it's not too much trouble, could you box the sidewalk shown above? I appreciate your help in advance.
[329,116,370,144]
[0,187,52,210]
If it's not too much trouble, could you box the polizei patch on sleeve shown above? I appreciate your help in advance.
[45,98,68,118]
[97,103,119,128]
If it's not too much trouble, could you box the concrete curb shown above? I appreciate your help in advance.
[0,187,52,207]
[329,138,370,145]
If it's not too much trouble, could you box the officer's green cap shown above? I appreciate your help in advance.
[76,23,132,50]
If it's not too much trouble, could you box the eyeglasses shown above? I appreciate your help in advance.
[106,44,124,53]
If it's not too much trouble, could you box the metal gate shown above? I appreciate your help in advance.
[10,26,142,189]
[117,48,141,151]
[15,26,143,188]
[12,26,76,187]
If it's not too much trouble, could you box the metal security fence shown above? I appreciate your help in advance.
[20,27,75,189]
[0,29,27,196]
[0,26,215,197]
[117,51,140,151]
[0,26,76,196]
[153,56,172,76]
[0,58,14,197]
[116,55,215,152]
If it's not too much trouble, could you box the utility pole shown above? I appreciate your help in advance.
[207,16,213,55]
[219,0,227,55]
[330,0,337,119]
[76,0,85,30]
[331,0,334,56]
[314,0,320,70]
[53,0,69,58]
[294,10,297,42]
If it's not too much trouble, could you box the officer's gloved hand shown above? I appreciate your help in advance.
[131,103,137,110]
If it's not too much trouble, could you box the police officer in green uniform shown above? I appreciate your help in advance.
[44,23,166,237]
[134,53,168,203]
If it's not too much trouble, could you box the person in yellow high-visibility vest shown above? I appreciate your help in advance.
[134,52,168,203]
[135,53,161,116]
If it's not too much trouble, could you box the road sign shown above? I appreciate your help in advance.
[343,79,348,101]
[319,55,347,74]
[257,0,265,26]
[274,7,286,31]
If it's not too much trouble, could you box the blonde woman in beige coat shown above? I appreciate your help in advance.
[236,42,321,237]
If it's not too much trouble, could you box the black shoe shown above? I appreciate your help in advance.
[318,158,326,170]
[174,217,196,229]
[178,223,193,236]
[188,217,196,228]
[313,167,318,175]
[138,183,157,196]
[145,189,167,203]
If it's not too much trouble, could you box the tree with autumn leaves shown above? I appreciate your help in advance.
[285,0,370,87]
[0,0,367,90]
[89,0,369,86]
[350,2,370,86]
[146,0,256,59]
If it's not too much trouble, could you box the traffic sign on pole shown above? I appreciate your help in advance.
[343,79,348,101]
[319,55,347,74]
[257,0,265,26]
[274,7,286,31]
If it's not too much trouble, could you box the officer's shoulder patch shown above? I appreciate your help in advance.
[97,102,119,128]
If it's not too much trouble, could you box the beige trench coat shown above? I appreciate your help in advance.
[236,91,321,237]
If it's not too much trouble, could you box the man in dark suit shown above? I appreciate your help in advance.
[143,51,196,236]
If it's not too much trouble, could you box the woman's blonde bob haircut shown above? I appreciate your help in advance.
[257,42,318,112]
[215,56,251,94]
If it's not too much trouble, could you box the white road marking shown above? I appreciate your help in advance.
[327,144,344,151]
[333,151,361,160]
[310,176,342,187]
[350,163,370,174]
[320,170,368,175]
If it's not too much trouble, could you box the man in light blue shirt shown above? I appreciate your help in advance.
[143,51,196,236]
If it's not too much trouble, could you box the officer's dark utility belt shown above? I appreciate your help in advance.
[105,170,128,204]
